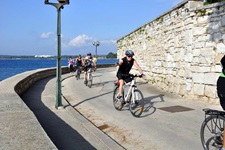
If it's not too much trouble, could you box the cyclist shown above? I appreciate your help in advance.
[75,55,83,76]
[83,53,93,84]
[93,55,97,71]
[68,57,75,72]
[217,55,225,110]
[216,55,225,150]
[116,50,144,104]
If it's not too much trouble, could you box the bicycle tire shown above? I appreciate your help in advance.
[200,115,225,150]
[113,86,124,111]
[85,76,88,86]
[88,73,92,88]
[76,69,80,80]
[129,89,144,117]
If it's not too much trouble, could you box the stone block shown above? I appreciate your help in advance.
[193,73,204,83]
[204,73,220,85]
[193,84,205,95]
[205,85,217,99]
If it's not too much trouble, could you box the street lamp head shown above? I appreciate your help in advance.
[93,41,100,46]
[96,41,100,46]
[58,0,69,4]
[45,0,69,4]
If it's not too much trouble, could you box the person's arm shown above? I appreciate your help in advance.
[133,60,143,75]
[116,58,123,66]
[82,58,85,66]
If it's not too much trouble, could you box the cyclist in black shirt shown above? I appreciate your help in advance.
[116,50,144,103]
[217,55,225,110]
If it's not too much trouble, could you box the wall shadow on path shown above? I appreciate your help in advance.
[21,77,96,150]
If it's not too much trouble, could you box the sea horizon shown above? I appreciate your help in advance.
[0,58,118,81]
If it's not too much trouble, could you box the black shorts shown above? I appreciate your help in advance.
[84,65,92,72]
[116,73,132,83]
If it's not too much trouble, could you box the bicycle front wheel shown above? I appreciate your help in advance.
[76,69,80,80]
[200,115,225,150]
[87,73,92,88]
[129,89,144,117]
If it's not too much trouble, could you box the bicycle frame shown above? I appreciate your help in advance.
[123,79,137,103]
[87,68,92,80]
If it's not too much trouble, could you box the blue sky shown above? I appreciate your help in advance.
[0,0,183,56]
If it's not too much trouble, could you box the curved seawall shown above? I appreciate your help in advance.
[0,64,114,149]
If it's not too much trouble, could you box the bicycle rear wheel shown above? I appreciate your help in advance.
[200,115,225,150]
[87,73,92,88]
[129,89,144,117]
[113,86,123,111]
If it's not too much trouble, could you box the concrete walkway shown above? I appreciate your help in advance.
[22,73,124,150]
[21,67,222,150]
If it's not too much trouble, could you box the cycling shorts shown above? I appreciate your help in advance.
[84,65,92,72]
[116,73,132,83]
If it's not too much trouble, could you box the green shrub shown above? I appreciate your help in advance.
[204,0,225,5]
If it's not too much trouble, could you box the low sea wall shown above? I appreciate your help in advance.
[0,64,114,149]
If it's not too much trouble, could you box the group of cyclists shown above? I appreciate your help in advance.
[68,53,97,84]
[68,49,225,149]
[69,50,145,101]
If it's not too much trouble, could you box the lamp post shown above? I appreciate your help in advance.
[92,41,100,57]
[44,0,69,109]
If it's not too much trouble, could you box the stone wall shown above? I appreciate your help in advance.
[117,0,225,104]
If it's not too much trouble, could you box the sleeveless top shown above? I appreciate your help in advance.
[118,57,134,75]
[76,58,82,66]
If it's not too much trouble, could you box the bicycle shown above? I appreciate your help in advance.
[75,66,82,80]
[200,108,225,150]
[113,74,144,117]
[85,67,93,88]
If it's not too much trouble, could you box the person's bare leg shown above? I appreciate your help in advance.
[119,79,124,97]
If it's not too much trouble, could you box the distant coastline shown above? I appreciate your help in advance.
[0,58,118,81]
[0,54,117,59]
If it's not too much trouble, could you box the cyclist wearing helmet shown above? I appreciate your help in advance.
[116,50,144,103]
[83,53,93,84]
[75,55,83,76]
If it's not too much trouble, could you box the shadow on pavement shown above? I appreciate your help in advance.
[140,94,165,118]
[73,90,114,107]
[21,77,96,150]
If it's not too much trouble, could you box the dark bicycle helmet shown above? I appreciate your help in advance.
[125,50,134,56]
[87,53,91,56]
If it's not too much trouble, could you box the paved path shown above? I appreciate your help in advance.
[62,67,222,150]
[22,74,124,150]
[21,67,222,150]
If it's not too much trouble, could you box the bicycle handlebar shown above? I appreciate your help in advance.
[129,74,145,78]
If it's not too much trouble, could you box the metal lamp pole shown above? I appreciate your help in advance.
[92,41,100,57]
[44,0,69,109]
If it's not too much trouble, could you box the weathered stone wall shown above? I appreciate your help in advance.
[117,0,225,104]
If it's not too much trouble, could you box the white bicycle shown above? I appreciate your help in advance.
[113,74,144,117]
[85,67,93,88]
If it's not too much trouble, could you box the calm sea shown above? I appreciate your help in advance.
[0,59,118,81]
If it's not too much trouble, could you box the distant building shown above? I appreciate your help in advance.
[34,55,53,58]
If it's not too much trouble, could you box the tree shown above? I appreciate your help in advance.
[204,0,225,5]
[106,52,117,59]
